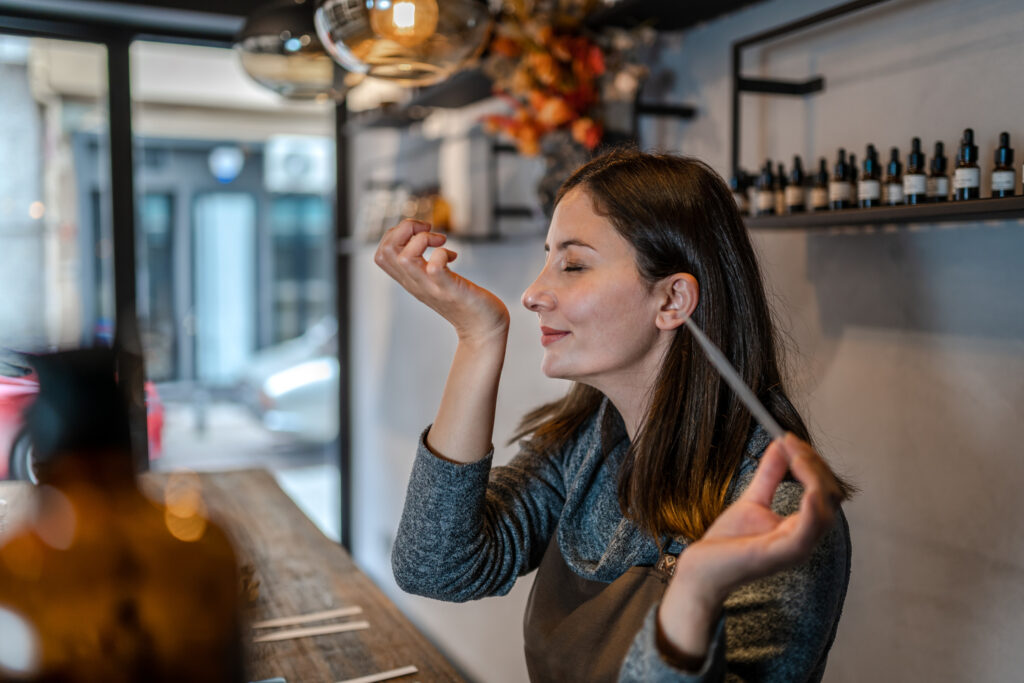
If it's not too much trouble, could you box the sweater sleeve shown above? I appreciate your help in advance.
[391,426,569,602]
[619,474,852,682]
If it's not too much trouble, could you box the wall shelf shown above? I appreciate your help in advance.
[745,196,1024,230]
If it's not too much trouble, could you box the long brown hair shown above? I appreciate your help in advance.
[512,149,852,541]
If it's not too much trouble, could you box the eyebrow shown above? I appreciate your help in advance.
[543,239,596,253]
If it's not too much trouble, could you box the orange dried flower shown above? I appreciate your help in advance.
[491,36,522,59]
[587,44,606,76]
[527,52,560,88]
[516,125,541,156]
[536,97,575,128]
[571,117,603,150]
[511,64,535,93]
[528,89,548,113]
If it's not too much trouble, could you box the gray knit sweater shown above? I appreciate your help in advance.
[392,399,851,682]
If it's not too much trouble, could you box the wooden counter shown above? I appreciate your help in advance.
[0,469,464,683]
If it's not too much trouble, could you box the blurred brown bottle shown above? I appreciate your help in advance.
[0,349,243,683]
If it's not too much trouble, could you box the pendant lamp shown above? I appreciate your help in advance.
[314,0,493,88]
[236,0,362,100]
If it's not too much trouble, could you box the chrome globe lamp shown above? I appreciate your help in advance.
[236,0,362,100]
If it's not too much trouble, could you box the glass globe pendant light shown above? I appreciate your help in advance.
[236,0,362,100]
[314,0,493,87]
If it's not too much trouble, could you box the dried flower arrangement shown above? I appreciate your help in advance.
[482,1,653,156]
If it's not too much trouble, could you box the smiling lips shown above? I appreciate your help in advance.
[540,326,570,346]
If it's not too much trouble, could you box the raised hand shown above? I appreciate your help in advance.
[374,219,510,342]
[657,433,845,667]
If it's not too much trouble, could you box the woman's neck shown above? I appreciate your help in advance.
[586,366,660,441]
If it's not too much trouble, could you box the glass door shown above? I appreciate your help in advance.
[0,33,113,481]
[129,40,342,541]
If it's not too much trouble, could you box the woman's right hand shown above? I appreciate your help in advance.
[374,219,510,343]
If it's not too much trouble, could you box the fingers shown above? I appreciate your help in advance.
[745,434,842,570]
[398,230,447,265]
[425,245,457,276]
[740,442,789,507]
[385,218,431,249]
[780,434,844,507]
[374,218,452,283]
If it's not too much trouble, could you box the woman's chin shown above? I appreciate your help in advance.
[540,360,579,383]
[539,358,565,380]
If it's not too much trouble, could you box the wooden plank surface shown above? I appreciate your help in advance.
[0,470,464,683]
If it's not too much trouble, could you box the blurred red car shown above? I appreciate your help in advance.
[0,351,164,482]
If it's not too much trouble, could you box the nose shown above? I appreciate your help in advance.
[522,271,555,312]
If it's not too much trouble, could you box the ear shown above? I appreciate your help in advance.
[655,273,699,331]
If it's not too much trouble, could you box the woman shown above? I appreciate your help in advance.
[375,150,852,681]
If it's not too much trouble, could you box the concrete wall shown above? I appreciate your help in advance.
[349,0,1024,681]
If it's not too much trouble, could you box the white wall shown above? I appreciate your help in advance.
[349,0,1024,681]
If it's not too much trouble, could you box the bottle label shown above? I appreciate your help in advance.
[953,167,980,190]
[927,176,949,198]
[829,181,852,202]
[810,187,828,208]
[885,183,904,204]
[903,174,927,195]
[857,180,880,201]
[785,185,805,206]
[992,170,1016,191]
[757,191,774,211]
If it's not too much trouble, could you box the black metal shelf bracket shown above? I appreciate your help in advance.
[737,77,824,96]
[489,143,540,230]
[730,0,893,177]
[635,102,697,118]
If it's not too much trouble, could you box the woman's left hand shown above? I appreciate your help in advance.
[656,433,844,668]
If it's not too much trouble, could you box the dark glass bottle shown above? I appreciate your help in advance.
[786,156,806,213]
[829,148,853,210]
[953,128,981,200]
[927,141,949,202]
[811,158,829,211]
[755,160,775,216]
[884,147,904,205]
[903,137,927,205]
[991,132,1016,198]
[774,163,788,215]
[730,170,750,215]
[858,144,881,208]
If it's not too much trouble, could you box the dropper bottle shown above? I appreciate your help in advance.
[903,137,927,205]
[786,156,806,213]
[953,128,981,200]
[730,171,750,216]
[884,147,904,205]
[774,162,788,215]
[811,158,829,211]
[756,160,775,216]
[927,141,949,202]
[858,144,881,208]
[829,148,852,210]
[991,132,1016,198]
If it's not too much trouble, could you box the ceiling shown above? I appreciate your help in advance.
[0,0,248,42]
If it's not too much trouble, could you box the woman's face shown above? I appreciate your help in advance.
[521,187,671,390]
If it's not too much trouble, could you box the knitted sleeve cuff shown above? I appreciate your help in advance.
[619,603,726,682]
